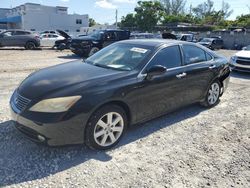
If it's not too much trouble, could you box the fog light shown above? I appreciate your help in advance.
[37,135,46,142]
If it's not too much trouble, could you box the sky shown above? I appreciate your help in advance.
[0,0,250,24]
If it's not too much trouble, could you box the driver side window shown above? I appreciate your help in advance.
[147,46,182,70]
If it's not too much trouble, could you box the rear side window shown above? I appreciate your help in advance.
[205,52,213,61]
[148,46,182,69]
[182,45,207,65]
[118,31,130,40]
[15,31,30,35]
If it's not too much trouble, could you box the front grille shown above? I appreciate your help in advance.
[12,91,31,113]
[236,57,250,65]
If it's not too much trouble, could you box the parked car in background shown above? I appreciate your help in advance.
[10,40,230,149]
[40,30,57,34]
[176,34,197,42]
[40,33,64,47]
[53,30,72,50]
[130,33,154,39]
[162,32,177,39]
[70,29,130,57]
[229,45,250,72]
[198,38,223,50]
[0,29,40,50]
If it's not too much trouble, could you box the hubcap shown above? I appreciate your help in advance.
[94,112,124,147]
[208,83,220,105]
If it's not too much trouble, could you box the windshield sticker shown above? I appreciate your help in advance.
[130,47,148,54]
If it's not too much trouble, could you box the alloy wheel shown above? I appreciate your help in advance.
[94,112,124,147]
[208,82,220,105]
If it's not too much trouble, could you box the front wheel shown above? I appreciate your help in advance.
[88,47,99,57]
[85,105,127,150]
[201,80,221,107]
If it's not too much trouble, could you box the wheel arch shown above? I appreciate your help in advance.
[83,100,132,146]
[91,100,132,125]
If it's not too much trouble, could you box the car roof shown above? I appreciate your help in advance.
[118,39,190,48]
[5,29,31,32]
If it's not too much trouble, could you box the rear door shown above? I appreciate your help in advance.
[180,44,218,102]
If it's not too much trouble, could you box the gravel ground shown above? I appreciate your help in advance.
[0,48,249,188]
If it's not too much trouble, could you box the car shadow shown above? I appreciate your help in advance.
[0,104,204,186]
[57,54,82,60]
[230,71,250,80]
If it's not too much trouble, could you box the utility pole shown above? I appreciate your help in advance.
[115,9,118,29]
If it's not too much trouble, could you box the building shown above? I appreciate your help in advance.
[0,8,10,29]
[0,3,89,32]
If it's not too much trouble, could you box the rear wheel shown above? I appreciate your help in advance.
[25,42,36,50]
[85,105,127,150]
[88,47,99,57]
[201,80,221,107]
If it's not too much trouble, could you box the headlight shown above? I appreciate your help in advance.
[230,56,237,63]
[29,96,81,113]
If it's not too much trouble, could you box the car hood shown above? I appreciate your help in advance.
[18,61,126,100]
[72,36,96,42]
[235,50,250,58]
[56,30,71,39]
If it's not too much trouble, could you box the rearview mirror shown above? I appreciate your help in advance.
[146,65,166,79]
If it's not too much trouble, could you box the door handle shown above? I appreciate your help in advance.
[176,72,187,79]
[209,65,216,69]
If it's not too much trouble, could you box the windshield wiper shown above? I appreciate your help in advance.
[94,63,111,69]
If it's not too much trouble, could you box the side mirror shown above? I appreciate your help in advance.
[146,65,166,79]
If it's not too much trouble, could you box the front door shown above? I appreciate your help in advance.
[134,45,188,122]
[103,31,118,47]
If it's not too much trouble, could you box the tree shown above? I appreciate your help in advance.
[161,0,186,15]
[89,18,96,27]
[220,0,233,19]
[134,1,165,32]
[120,13,137,29]
[192,0,214,19]
[234,14,250,28]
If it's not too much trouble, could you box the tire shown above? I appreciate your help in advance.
[88,47,99,57]
[201,80,221,107]
[85,105,127,150]
[25,42,36,50]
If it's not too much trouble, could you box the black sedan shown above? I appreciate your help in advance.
[10,40,230,150]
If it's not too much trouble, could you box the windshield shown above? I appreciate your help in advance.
[85,43,151,71]
[200,38,213,42]
[244,45,250,51]
[89,30,103,40]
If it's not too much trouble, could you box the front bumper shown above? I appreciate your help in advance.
[229,64,250,73]
[70,44,90,56]
[10,105,88,146]
[229,58,250,73]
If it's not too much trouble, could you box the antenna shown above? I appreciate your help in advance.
[115,9,118,29]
